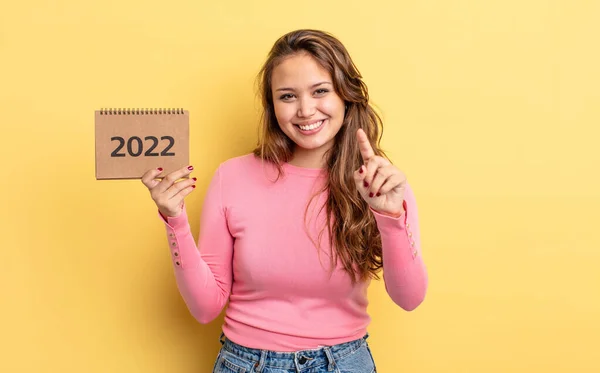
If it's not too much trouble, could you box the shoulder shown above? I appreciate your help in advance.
[211,153,279,200]
[214,153,273,182]
[217,153,261,173]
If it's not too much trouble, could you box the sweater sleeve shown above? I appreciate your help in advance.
[158,165,234,323]
[371,183,428,311]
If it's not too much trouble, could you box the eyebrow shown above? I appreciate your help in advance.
[275,81,332,92]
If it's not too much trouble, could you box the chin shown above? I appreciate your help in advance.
[295,138,335,152]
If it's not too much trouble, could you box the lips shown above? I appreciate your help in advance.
[295,119,325,131]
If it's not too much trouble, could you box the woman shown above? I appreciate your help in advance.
[142,29,428,373]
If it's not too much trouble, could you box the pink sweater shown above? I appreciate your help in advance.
[159,154,428,351]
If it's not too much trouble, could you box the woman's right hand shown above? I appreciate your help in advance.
[141,165,196,218]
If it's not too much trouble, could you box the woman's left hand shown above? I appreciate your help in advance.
[354,128,407,218]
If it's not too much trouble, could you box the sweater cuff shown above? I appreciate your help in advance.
[158,205,198,269]
[371,200,418,259]
[158,205,191,235]
[370,200,408,231]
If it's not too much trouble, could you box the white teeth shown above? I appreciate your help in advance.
[298,120,324,131]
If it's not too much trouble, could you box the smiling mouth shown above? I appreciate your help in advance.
[295,120,325,131]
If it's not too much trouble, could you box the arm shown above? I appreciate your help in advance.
[159,165,234,323]
[371,183,428,311]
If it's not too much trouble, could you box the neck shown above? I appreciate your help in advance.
[289,146,330,169]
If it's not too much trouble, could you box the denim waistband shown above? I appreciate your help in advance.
[219,333,369,372]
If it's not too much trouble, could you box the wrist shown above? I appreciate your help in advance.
[159,209,180,221]
[372,207,405,219]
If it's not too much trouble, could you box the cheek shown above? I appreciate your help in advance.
[319,97,345,117]
[273,102,295,124]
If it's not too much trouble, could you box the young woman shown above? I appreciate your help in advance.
[142,29,428,373]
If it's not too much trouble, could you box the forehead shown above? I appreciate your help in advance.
[271,53,332,88]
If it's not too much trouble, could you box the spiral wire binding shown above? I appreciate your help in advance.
[99,108,185,115]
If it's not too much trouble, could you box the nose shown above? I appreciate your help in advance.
[297,97,316,118]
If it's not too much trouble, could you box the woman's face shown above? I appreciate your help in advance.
[271,52,345,160]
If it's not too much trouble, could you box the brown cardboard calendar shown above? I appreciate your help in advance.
[94,108,189,179]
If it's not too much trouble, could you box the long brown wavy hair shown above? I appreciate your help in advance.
[252,29,389,283]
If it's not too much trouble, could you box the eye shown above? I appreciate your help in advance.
[314,88,329,96]
[279,93,295,101]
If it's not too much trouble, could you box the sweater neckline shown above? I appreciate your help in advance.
[282,162,327,177]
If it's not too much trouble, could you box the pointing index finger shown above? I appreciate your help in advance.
[357,128,375,162]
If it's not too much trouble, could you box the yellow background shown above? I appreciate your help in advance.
[1,0,598,372]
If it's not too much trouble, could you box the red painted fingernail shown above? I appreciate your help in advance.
[187,165,193,170]
[359,167,364,174]
[376,193,381,197]
[157,167,163,171]
[369,192,374,198]
[192,177,197,181]
[192,185,196,188]
[364,181,369,187]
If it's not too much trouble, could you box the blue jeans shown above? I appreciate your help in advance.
[212,333,377,373]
